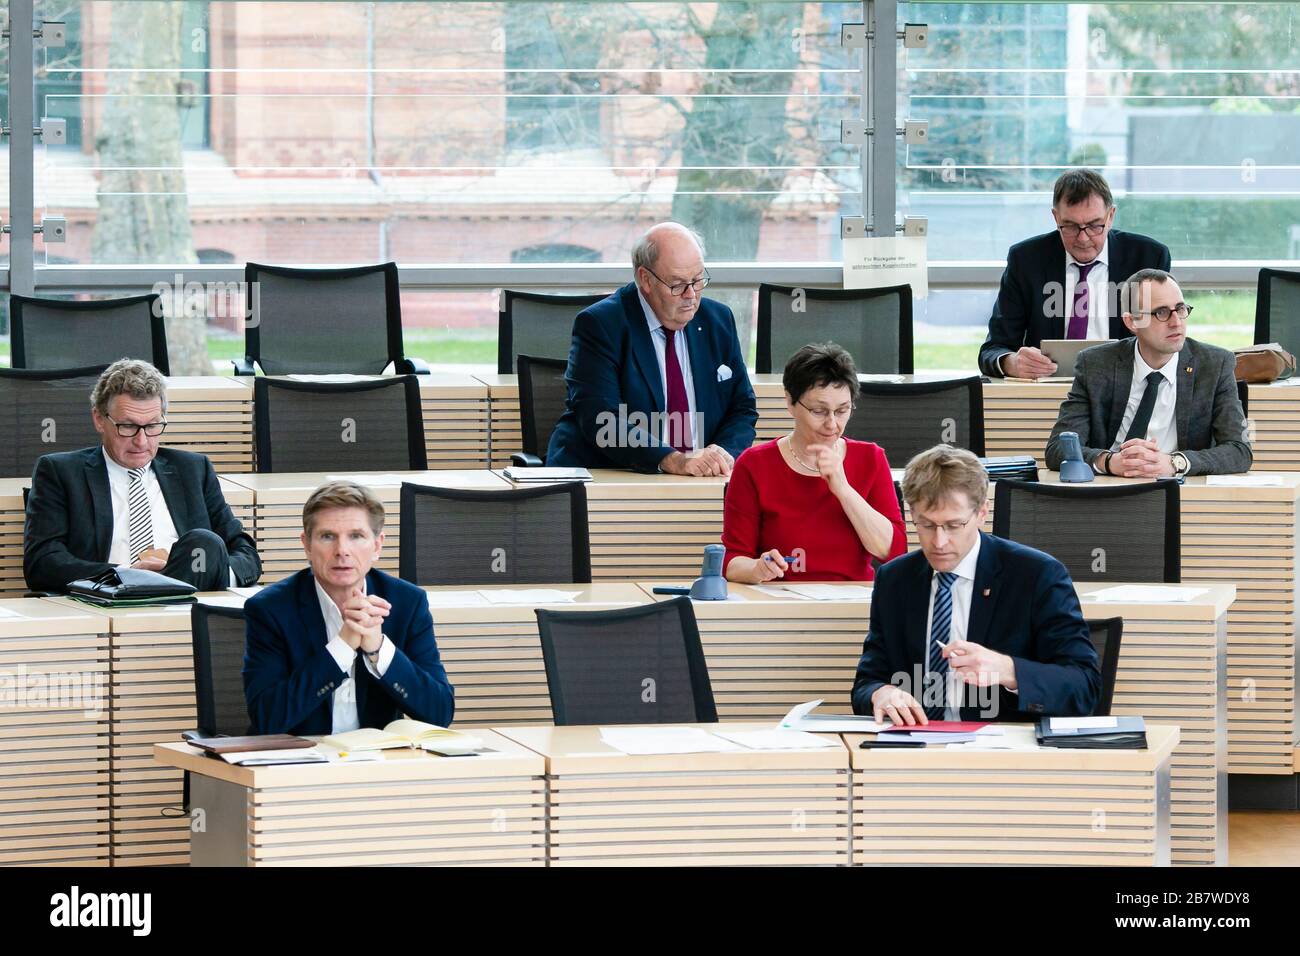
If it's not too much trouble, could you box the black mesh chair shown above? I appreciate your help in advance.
[399,480,591,585]
[845,376,985,464]
[1253,267,1300,355]
[240,261,428,375]
[498,290,607,374]
[757,283,913,374]
[992,478,1180,583]
[1086,617,1124,717]
[513,354,570,467]
[10,293,169,373]
[535,596,717,725]
[253,375,427,473]
[0,365,108,478]
[1236,380,1249,419]
[176,603,250,814]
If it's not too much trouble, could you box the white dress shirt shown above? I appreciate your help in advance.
[1064,237,1110,341]
[316,578,395,735]
[637,287,699,451]
[1109,347,1180,454]
[922,534,980,719]
[104,449,178,566]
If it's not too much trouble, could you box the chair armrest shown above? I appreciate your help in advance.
[396,357,431,375]
[232,357,257,376]
[510,453,544,468]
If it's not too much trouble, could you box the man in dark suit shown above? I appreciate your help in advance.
[24,359,260,593]
[244,480,454,736]
[980,169,1172,379]
[1046,269,1252,478]
[851,445,1100,724]
[546,222,758,475]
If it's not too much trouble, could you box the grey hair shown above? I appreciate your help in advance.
[91,359,168,417]
[1120,268,1175,316]
[631,222,706,273]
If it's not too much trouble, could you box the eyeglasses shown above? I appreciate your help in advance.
[105,414,167,438]
[644,267,711,297]
[1134,303,1192,323]
[796,399,855,423]
[1057,222,1107,239]
[914,509,979,536]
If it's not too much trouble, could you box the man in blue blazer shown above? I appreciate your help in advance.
[546,222,758,475]
[243,480,454,736]
[851,446,1099,724]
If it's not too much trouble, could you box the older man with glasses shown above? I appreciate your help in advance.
[979,169,1172,379]
[24,358,261,593]
[1045,269,1252,478]
[546,221,758,475]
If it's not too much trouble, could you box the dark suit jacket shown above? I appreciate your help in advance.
[980,229,1172,377]
[24,446,261,593]
[1045,336,1252,476]
[546,283,758,471]
[851,533,1100,720]
[243,567,455,736]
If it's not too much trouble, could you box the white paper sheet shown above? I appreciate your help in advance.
[0,606,27,620]
[1204,474,1286,486]
[775,584,873,601]
[1087,585,1208,603]
[1050,716,1118,731]
[778,699,890,733]
[219,747,330,765]
[711,729,838,750]
[598,726,743,755]
[426,590,490,608]
[479,589,580,605]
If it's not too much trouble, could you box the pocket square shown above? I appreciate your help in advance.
[717,364,733,382]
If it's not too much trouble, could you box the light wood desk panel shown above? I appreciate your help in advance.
[162,377,256,473]
[846,724,1178,866]
[155,731,546,866]
[0,599,112,866]
[496,723,851,867]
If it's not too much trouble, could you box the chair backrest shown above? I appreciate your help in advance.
[253,375,426,473]
[399,480,591,585]
[10,293,169,374]
[1254,267,1300,355]
[245,261,403,374]
[517,354,571,461]
[1236,379,1249,419]
[498,290,607,374]
[0,365,108,478]
[1085,616,1123,717]
[535,596,717,725]
[757,283,913,374]
[992,478,1180,583]
[191,603,251,736]
[844,376,985,462]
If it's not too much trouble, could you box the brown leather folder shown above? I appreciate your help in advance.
[187,733,315,754]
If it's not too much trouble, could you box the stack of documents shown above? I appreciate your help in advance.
[1088,585,1207,603]
[502,467,592,482]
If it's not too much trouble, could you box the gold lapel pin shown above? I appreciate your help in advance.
[1185,366,1193,374]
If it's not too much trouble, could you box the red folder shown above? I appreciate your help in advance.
[886,720,989,734]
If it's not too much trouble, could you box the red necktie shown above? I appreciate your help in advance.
[1067,261,1098,339]
[662,327,691,453]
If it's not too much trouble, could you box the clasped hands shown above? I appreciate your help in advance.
[337,586,391,655]
[869,639,1018,726]
[1106,438,1173,478]
[661,444,734,477]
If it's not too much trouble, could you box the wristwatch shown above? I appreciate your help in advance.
[1171,451,1190,478]
[1093,452,1110,476]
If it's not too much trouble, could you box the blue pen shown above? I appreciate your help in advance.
[765,555,798,563]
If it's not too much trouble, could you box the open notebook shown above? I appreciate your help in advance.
[322,720,485,756]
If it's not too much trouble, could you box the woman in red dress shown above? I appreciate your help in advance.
[722,343,907,582]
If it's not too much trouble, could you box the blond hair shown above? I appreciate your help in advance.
[91,359,167,417]
[302,480,385,538]
[901,445,988,512]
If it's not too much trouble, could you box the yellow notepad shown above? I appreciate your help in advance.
[322,720,483,755]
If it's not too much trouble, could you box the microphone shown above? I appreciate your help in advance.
[1057,431,1095,483]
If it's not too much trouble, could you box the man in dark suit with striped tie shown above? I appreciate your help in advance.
[850,446,1100,724]
[24,359,261,593]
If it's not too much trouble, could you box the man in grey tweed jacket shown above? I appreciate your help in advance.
[1046,269,1252,478]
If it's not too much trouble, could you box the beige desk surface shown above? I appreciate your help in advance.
[154,729,544,787]
[750,372,978,389]
[224,469,510,498]
[472,373,521,394]
[0,474,252,503]
[166,376,256,398]
[495,468,729,491]
[844,723,1179,773]
[229,372,488,394]
[40,592,242,632]
[495,722,851,775]
[1034,471,1300,496]
[425,582,648,611]
[0,597,112,635]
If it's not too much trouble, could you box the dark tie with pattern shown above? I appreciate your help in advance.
[1124,371,1165,443]
[1066,260,1098,339]
[662,327,691,453]
[926,571,958,720]
[127,466,154,561]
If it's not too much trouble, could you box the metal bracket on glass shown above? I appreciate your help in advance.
[38,117,66,144]
[840,23,866,48]
[1,20,66,46]
[38,217,67,242]
[849,22,928,46]
[841,217,868,239]
[900,24,929,48]
[899,120,928,145]
[840,120,869,146]
[896,217,928,238]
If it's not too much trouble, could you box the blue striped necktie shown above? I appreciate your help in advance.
[926,571,958,720]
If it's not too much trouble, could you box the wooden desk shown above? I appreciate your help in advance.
[497,469,729,580]
[0,476,255,598]
[154,732,547,866]
[640,579,1230,865]
[845,724,1179,866]
[425,583,649,725]
[223,470,510,584]
[474,373,524,469]
[496,723,852,866]
[982,378,1300,472]
[41,593,244,867]
[0,599,112,865]
[164,377,256,473]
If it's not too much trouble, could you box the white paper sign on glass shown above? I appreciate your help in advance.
[842,236,928,298]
